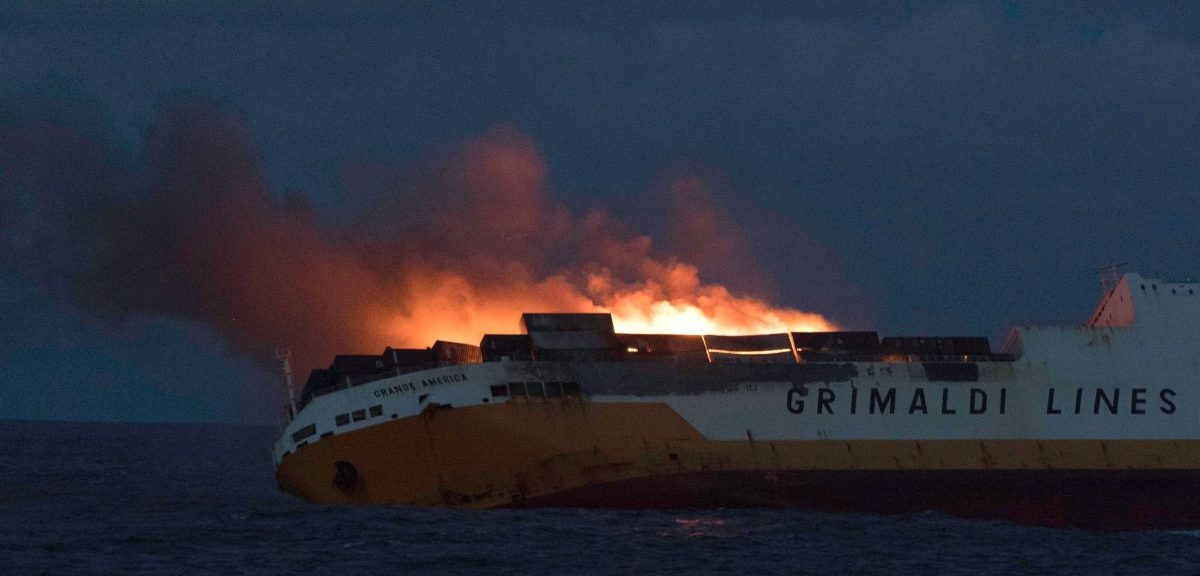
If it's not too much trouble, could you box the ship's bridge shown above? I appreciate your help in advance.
[1090,272,1200,330]
[1005,272,1200,367]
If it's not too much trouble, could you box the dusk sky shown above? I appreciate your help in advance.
[2,2,1199,424]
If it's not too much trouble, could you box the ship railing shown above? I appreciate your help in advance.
[797,353,1016,363]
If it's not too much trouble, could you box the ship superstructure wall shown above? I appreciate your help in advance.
[276,345,1192,466]
[283,274,1200,452]
[493,353,1185,442]
[1090,272,1200,329]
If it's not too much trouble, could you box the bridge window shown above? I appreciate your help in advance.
[369,405,383,417]
[490,384,508,397]
[508,382,527,396]
[545,382,563,397]
[563,382,581,397]
[352,409,366,422]
[335,414,350,426]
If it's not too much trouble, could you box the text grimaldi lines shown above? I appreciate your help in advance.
[785,386,1178,416]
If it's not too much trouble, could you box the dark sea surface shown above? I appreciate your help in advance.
[3,421,1200,576]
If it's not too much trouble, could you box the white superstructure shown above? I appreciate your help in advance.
[275,272,1200,464]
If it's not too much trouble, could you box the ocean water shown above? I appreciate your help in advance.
[2,421,1199,576]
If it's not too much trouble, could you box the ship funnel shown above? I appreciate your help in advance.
[276,348,297,419]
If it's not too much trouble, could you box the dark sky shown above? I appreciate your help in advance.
[2,2,1199,423]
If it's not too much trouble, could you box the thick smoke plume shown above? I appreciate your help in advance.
[1,100,834,379]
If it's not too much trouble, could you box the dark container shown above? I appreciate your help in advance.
[521,313,615,334]
[432,340,483,364]
[299,368,333,404]
[480,334,534,362]
[881,337,992,356]
[791,331,881,353]
[703,333,792,353]
[382,347,434,368]
[616,333,708,362]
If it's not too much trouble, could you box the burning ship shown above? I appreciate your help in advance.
[273,272,1200,528]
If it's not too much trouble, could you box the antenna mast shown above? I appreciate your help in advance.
[276,348,297,418]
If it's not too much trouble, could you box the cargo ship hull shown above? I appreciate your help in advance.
[274,272,1200,527]
[520,468,1200,529]
[275,399,1200,528]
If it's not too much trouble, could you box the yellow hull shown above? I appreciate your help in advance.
[276,398,1200,519]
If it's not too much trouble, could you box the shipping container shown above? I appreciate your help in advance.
[330,354,388,374]
[529,331,622,351]
[299,369,333,403]
[616,333,708,362]
[703,333,793,353]
[708,350,796,364]
[533,348,624,361]
[881,336,992,356]
[431,340,483,364]
[521,313,615,334]
[480,334,534,362]
[791,331,881,353]
[382,347,434,368]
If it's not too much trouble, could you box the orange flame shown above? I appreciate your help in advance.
[382,261,834,346]
[361,127,838,347]
[606,292,835,336]
[597,264,835,335]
